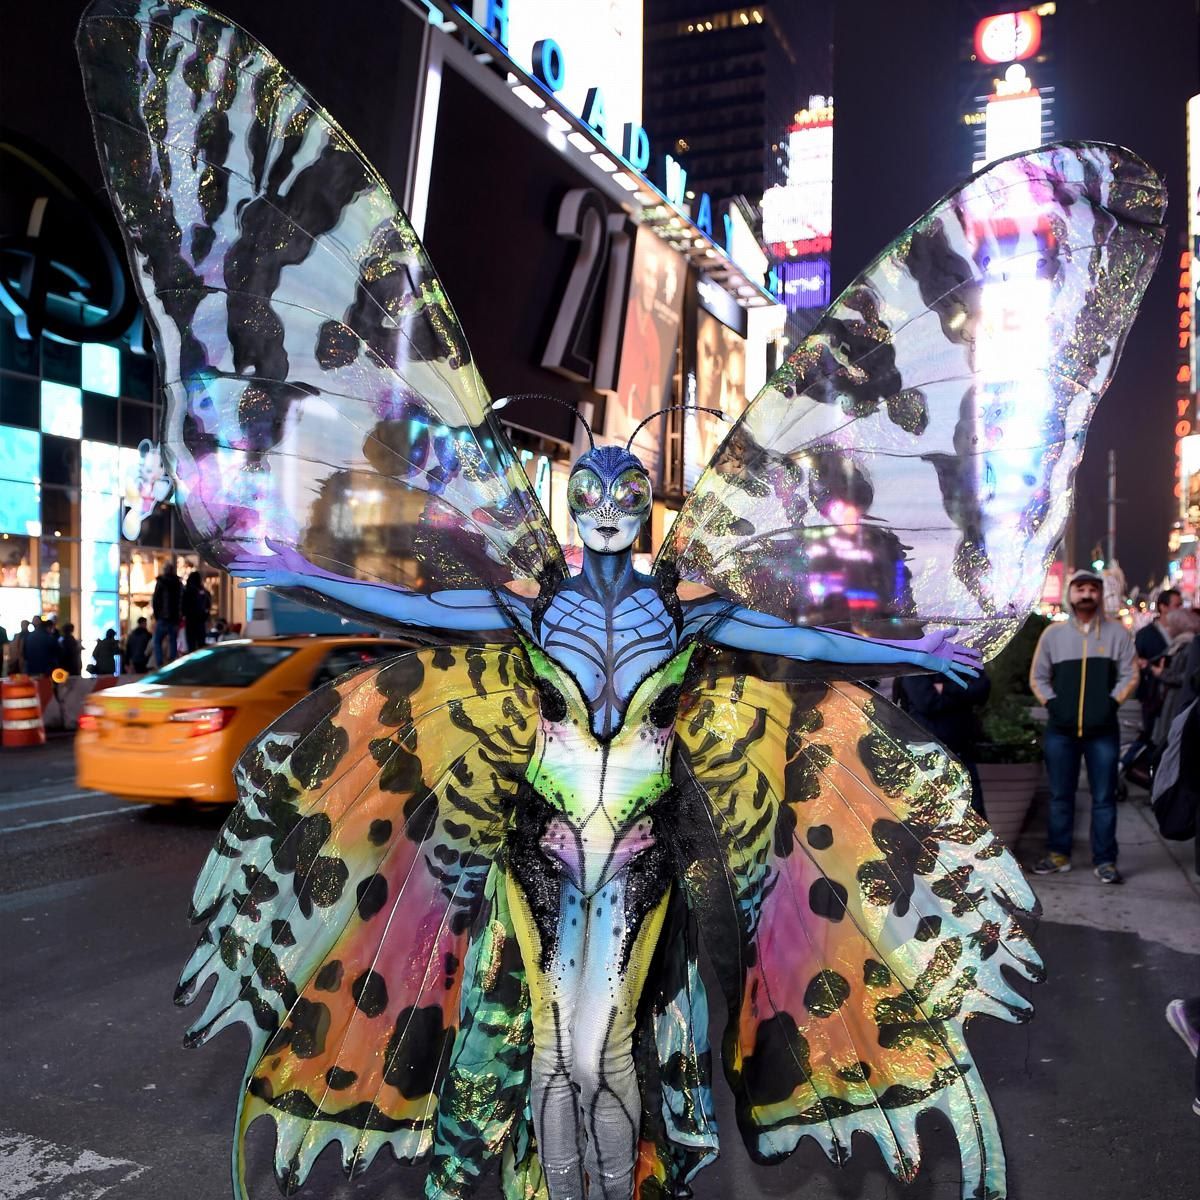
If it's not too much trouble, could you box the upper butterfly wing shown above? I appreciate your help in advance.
[76,0,565,625]
[659,143,1164,654]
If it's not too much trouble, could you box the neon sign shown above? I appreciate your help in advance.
[974,11,1042,65]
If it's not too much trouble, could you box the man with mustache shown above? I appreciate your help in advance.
[1029,569,1139,883]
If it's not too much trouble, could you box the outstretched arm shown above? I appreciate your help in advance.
[228,539,514,633]
[686,599,982,686]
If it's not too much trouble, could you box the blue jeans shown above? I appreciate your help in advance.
[153,620,178,667]
[1043,725,1119,866]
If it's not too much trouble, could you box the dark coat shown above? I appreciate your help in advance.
[58,634,82,676]
[897,671,991,755]
[152,572,184,623]
[23,627,56,675]
[91,636,120,676]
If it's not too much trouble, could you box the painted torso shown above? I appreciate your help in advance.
[537,572,678,739]
[521,637,694,897]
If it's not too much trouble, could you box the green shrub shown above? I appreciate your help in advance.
[975,614,1051,764]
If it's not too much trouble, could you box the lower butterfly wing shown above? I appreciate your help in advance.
[77,1,565,629]
[672,651,1041,1197]
[658,143,1164,657]
[176,644,537,1197]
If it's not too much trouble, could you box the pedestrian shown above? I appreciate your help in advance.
[1029,568,1138,884]
[1165,1000,1200,1117]
[90,628,121,676]
[1150,607,1200,750]
[0,622,7,676]
[152,560,183,666]
[57,622,82,676]
[1132,587,1181,743]
[897,669,991,817]
[1136,587,1183,664]
[182,569,211,653]
[10,619,29,675]
[124,617,152,673]
[22,616,56,677]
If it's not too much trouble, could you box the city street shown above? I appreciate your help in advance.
[1,739,1197,1200]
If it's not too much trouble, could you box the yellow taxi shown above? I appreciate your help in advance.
[76,636,406,805]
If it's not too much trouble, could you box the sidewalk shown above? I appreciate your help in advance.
[1015,785,1200,956]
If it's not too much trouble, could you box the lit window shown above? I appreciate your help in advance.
[41,382,83,439]
[82,343,121,397]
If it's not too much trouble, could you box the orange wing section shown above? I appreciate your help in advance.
[177,645,537,1195]
[674,656,1041,1197]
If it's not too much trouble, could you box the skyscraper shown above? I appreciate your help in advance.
[642,2,831,209]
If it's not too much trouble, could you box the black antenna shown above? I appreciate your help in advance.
[495,392,594,451]
[625,404,726,451]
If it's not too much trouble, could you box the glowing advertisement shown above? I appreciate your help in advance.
[609,225,684,479]
[983,65,1043,165]
[974,10,1042,65]
[762,101,833,258]
[964,8,1055,176]
[777,258,832,312]
[686,309,747,489]
[1185,95,1200,524]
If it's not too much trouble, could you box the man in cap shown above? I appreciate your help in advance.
[1029,568,1138,883]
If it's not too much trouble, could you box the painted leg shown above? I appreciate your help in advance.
[506,871,586,1200]
[572,874,671,1200]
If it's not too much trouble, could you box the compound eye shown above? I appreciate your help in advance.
[567,469,603,513]
[611,468,651,513]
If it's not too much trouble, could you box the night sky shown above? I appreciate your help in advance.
[833,0,1200,593]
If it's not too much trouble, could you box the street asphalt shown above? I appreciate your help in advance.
[1,738,1197,1200]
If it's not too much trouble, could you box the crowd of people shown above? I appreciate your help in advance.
[0,565,233,679]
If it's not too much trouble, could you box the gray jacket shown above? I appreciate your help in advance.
[1030,616,1138,737]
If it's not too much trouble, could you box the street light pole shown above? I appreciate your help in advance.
[1107,448,1117,566]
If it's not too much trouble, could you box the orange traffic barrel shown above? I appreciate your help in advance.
[2,674,46,747]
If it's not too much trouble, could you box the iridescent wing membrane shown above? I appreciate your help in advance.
[673,651,1043,1196]
[77,0,565,625]
[661,144,1164,655]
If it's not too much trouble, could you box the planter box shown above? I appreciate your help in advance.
[977,761,1043,848]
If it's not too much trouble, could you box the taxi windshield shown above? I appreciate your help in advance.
[140,643,297,688]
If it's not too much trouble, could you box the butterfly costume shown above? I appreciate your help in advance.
[76,3,1165,1198]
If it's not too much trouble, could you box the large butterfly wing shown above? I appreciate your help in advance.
[77,0,565,623]
[175,645,537,1197]
[660,143,1164,654]
[672,651,1041,1197]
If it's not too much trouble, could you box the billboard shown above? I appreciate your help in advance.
[963,8,1055,173]
[974,11,1042,65]
[609,225,685,479]
[762,103,833,258]
[686,309,747,488]
[777,258,831,312]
